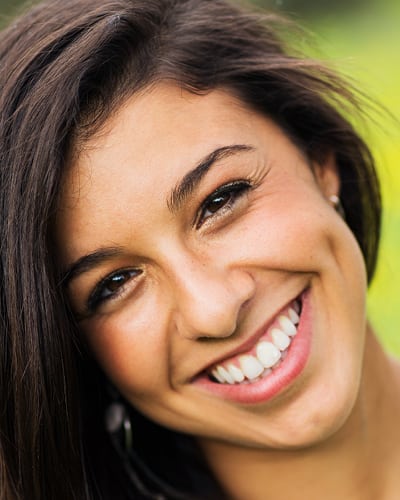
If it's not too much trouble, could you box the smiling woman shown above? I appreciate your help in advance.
[0,0,398,499]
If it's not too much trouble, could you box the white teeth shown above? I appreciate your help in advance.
[288,307,300,325]
[271,328,291,351]
[211,368,224,383]
[239,355,264,380]
[217,366,235,384]
[278,315,297,337]
[227,363,245,383]
[256,341,281,368]
[209,298,302,384]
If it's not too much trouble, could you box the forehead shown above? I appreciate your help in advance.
[56,84,283,263]
[63,86,252,194]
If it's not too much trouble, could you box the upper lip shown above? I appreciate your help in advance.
[193,292,303,378]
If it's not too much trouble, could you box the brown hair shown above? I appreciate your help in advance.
[0,0,380,498]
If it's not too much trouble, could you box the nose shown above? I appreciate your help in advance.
[169,252,255,341]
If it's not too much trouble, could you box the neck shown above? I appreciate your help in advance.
[199,327,400,500]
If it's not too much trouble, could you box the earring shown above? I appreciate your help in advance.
[328,195,345,219]
[104,403,169,500]
[105,401,133,452]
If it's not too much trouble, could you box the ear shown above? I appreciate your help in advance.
[313,152,340,199]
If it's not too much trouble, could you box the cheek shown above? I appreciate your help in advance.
[82,297,170,397]
[225,187,367,323]
[228,190,344,270]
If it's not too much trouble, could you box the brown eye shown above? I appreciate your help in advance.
[197,180,252,228]
[88,269,141,311]
[105,272,132,293]
[205,193,232,214]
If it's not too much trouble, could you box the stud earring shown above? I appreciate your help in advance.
[328,195,345,219]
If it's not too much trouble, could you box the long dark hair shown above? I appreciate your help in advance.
[0,0,381,498]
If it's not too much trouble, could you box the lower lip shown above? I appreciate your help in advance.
[193,290,312,405]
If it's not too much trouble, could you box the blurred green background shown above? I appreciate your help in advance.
[1,0,399,353]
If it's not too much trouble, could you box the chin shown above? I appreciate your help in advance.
[258,385,361,451]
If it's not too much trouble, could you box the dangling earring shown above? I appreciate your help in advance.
[105,401,133,452]
[104,402,170,500]
[329,195,345,219]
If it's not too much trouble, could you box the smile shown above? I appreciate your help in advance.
[194,289,312,404]
[209,300,300,384]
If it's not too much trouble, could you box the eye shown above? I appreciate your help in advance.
[196,180,252,228]
[87,268,142,312]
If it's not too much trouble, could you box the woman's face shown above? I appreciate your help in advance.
[57,84,367,450]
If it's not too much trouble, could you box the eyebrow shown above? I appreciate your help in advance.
[167,144,255,213]
[61,144,255,286]
[60,247,123,288]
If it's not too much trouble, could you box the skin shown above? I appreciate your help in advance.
[57,84,400,499]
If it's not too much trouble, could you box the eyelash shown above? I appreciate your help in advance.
[87,268,142,313]
[85,179,253,314]
[195,179,253,229]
